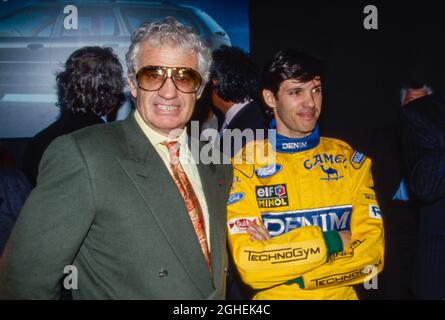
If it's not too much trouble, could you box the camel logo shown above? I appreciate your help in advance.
[319,165,343,181]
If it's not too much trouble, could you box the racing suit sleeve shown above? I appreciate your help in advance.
[227,164,343,290]
[295,157,385,290]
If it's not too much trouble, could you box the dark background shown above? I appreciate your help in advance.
[249,0,445,151]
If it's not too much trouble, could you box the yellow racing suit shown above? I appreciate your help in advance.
[227,126,384,299]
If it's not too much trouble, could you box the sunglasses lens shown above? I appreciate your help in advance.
[136,66,202,93]
[137,67,165,91]
[173,69,202,93]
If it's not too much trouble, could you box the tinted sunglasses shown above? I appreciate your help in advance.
[136,65,203,94]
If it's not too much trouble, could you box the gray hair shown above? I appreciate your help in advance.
[126,17,212,88]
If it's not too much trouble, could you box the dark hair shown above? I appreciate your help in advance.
[210,45,259,102]
[261,49,324,95]
[56,46,125,116]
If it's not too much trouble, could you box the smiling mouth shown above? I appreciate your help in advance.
[298,112,316,120]
[156,104,180,111]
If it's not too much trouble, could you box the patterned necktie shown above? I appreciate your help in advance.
[162,141,212,272]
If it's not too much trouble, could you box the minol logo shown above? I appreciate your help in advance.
[256,184,289,208]
[261,205,352,237]
[255,164,282,178]
[282,141,308,150]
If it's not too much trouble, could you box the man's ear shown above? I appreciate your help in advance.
[128,76,137,98]
[196,84,205,100]
[262,89,277,109]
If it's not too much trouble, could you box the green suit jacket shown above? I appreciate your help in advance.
[0,115,232,299]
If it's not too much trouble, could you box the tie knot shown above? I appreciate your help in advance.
[162,141,180,166]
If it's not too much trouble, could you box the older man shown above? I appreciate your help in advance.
[0,17,231,299]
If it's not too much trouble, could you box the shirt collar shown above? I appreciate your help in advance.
[224,100,250,125]
[268,119,320,153]
[134,110,188,149]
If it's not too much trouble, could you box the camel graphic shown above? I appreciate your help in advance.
[320,165,343,181]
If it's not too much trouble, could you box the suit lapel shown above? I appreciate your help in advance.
[193,141,225,290]
[117,115,215,297]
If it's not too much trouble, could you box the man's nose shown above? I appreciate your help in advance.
[158,76,178,99]
[304,91,316,109]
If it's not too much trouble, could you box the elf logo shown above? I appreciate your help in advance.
[256,184,289,208]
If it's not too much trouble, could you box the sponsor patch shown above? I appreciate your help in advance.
[311,268,366,287]
[363,193,376,201]
[261,205,352,237]
[256,184,289,208]
[351,151,366,169]
[255,163,282,178]
[244,246,321,264]
[227,192,245,205]
[368,205,382,219]
[228,217,259,234]
[327,239,365,262]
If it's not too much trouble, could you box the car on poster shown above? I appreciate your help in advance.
[0,0,231,97]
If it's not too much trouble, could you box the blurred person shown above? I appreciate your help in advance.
[192,82,223,133]
[227,49,384,300]
[0,145,31,256]
[209,45,268,299]
[364,81,432,299]
[22,46,125,187]
[210,45,268,157]
[0,17,231,299]
[401,93,445,299]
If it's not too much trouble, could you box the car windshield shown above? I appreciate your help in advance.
[0,7,58,37]
[121,6,202,35]
[192,9,225,34]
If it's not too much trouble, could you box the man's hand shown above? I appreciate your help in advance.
[338,231,351,250]
[246,222,270,241]
[246,223,352,250]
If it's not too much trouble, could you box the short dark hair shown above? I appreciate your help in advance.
[210,45,259,103]
[261,49,324,95]
[56,46,125,116]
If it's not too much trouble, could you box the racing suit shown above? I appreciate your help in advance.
[227,125,384,299]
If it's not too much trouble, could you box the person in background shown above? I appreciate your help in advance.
[22,46,125,187]
[364,81,432,299]
[0,144,31,256]
[401,91,445,299]
[210,45,268,157]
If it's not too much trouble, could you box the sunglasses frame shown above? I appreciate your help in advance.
[135,65,203,94]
